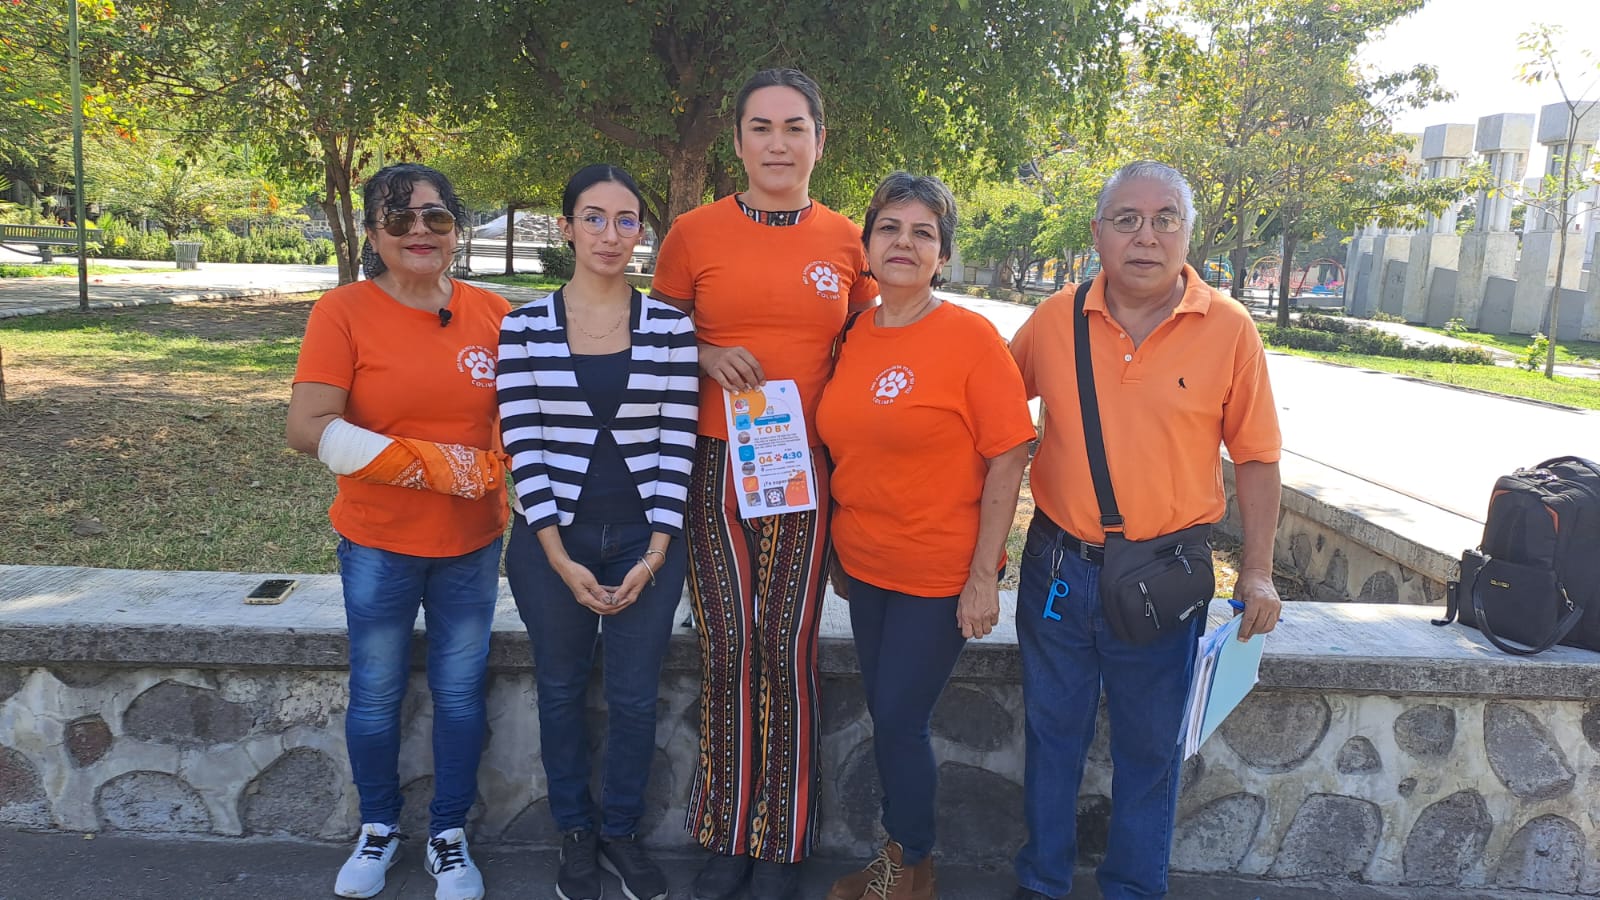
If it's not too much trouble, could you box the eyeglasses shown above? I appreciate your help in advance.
[1102,212,1185,234]
[379,206,456,237]
[575,213,643,237]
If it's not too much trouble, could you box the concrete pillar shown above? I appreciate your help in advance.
[1455,232,1519,328]
[1364,233,1409,317]
[1421,124,1475,234]
[1455,114,1534,329]
[1585,264,1600,340]
[1511,103,1599,335]
[1344,226,1376,314]
[1400,125,1474,322]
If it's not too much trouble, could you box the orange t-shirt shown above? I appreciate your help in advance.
[1010,266,1281,544]
[817,303,1037,597]
[651,195,877,444]
[293,279,512,557]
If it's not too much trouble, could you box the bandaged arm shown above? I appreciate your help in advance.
[317,417,504,501]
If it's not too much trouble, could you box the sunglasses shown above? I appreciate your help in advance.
[379,206,456,237]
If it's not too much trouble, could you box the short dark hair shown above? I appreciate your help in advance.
[862,172,958,284]
[560,164,645,249]
[361,163,465,231]
[733,68,825,138]
[359,163,464,278]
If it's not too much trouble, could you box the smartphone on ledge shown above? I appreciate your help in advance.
[245,579,298,605]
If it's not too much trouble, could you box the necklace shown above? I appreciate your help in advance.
[877,294,938,328]
[569,307,627,341]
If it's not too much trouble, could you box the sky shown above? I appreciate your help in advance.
[1359,0,1600,179]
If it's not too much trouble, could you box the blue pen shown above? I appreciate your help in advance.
[1228,598,1285,621]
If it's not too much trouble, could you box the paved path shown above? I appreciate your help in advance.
[0,256,552,319]
[0,829,1544,900]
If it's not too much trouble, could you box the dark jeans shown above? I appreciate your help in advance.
[505,516,686,837]
[337,535,502,837]
[1013,516,1204,900]
[846,576,968,867]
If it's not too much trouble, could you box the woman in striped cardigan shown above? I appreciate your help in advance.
[496,164,698,900]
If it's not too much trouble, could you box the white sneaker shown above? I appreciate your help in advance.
[334,823,404,898]
[427,827,485,900]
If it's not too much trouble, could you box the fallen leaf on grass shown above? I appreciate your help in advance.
[71,517,106,537]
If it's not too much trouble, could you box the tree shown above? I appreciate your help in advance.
[1515,23,1599,379]
[455,0,1139,232]
[960,181,1046,290]
[1107,0,1461,315]
[0,0,129,203]
[83,133,254,236]
[113,0,446,283]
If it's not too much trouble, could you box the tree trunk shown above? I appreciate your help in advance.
[317,132,359,285]
[504,203,519,276]
[1276,231,1299,328]
[663,147,711,235]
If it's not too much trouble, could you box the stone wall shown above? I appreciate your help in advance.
[5,661,1600,894]
[9,568,1600,894]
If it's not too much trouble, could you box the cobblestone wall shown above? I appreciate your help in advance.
[2,664,1596,893]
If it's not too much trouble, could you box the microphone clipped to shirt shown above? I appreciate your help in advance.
[438,308,453,328]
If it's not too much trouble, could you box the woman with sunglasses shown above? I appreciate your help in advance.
[288,162,509,900]
[498,164,698,900]
[651,68,877,900]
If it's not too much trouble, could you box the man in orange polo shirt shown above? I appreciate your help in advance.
[1008,161,1283,900]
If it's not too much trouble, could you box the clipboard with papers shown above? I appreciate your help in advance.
[1179,608,1267,759]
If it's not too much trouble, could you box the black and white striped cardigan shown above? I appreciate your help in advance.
[496,288,699,535]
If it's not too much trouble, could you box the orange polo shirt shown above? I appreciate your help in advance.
[652,195,877,445]
[817,303,1036,596]
[1010,265,1280,544]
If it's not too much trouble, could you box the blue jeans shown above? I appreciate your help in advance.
[847,576,967,867]
[1012,516,1204,900]
[505,516,686,837]
[337,535,502,837]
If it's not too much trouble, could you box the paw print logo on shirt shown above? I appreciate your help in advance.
[802,260,843,300]
[871,365,915,405]
[457,345,497,387]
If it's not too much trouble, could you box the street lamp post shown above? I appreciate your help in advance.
[68,0,89,312]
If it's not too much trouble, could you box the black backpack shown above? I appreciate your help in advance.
[1433,456,1600,655]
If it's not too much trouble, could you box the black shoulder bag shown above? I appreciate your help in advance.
[1072,282,1216,644]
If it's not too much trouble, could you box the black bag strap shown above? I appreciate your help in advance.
[832,309,866,358]
[1468,555,1584,655]
[1072,281,1124,535]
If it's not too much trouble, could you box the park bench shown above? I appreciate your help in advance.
[0,223,91,263]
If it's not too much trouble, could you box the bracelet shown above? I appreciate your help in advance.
[642,548,666,561]
[638,556,658,586]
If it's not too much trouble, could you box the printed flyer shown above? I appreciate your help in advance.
[722,379,817,520]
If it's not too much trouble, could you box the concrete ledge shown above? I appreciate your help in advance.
[5,565,1599,699]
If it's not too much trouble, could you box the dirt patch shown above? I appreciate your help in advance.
[67,293,320,342]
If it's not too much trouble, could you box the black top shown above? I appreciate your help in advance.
[571,349,647,525]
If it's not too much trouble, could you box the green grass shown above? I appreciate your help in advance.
[469,273,566,291]
[0,295,341,573]
[1409,325,1600,366]
[0,262,163,278]
[1271,346,1600,409]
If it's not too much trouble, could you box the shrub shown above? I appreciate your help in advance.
[1298,313,1354,334]
[1444,317,1467,335]
[308,238,335,265]
[1522,333,1550,372]
[538,245,575,280]
[1259,324,1494,365]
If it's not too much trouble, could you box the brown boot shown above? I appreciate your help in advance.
[861,841,937,900]
[825,841,894,900]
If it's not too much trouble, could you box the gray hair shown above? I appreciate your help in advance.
[862,172,959,275]
[1095,161,1198,231]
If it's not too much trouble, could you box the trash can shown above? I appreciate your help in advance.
[173,241,202,271]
